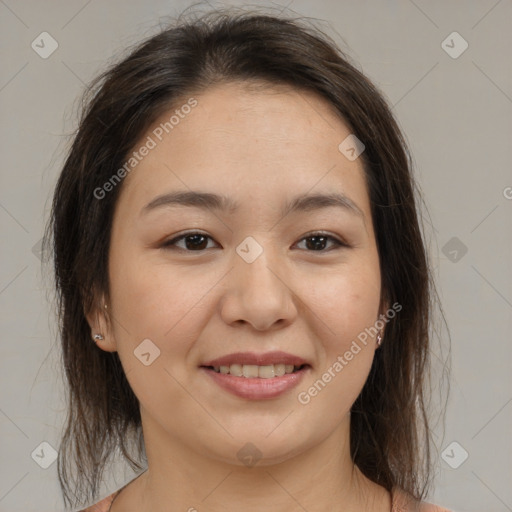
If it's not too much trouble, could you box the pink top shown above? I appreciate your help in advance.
[80,486,452,511]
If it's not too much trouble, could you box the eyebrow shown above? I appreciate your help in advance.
[141,190,365,220]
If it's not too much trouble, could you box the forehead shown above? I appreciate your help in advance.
[178,80,345,147]
[116,81,371,225]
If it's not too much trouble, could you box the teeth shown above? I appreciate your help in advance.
[211,363,304,378]
[274,364,285,377]
[258,365,274,379]
[242,365,259,378]
[229,364,243,377]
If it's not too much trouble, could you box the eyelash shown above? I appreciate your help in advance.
[161,231,349,253]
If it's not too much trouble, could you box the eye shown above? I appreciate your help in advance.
[161,231,218,252]
[161,231,348,253]
[294,232,348,252]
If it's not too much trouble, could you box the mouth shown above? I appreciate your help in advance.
[199,352,311,400]
[201,363,309,378]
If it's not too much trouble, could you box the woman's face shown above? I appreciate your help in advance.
[97,81,383,466]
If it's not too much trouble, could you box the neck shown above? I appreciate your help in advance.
[125,412,389,512]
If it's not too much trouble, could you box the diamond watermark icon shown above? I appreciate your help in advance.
[338,134,365,161]
[31,32,59,59]
[441,441,469,469]
[237,442,263,468]
[134,338,161,366]
[32,238,44,261]
[31,441,58,469]
[236,236,263,264]
[441,32,468,59]
[442,236,468,263]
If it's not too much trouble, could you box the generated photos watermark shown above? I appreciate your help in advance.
[93,97,198,200]
[297,301,402,405]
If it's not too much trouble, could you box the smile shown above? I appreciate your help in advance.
[200,365,311,399]
[207,363,307,378]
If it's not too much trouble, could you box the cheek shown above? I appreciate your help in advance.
[304,257,381,394]
[107,254,208,411]
[297,272,380,419]
[108,247,220,357]
[301,259,381,339]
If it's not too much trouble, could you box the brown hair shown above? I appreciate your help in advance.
[44,6,450,509]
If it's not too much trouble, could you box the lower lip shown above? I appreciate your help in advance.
[200,366,310,400]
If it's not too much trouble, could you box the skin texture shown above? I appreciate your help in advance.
[88,82,391,512]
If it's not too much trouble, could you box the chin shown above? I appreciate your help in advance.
[201,429,316,469]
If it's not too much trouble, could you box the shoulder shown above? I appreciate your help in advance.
[391,486,452,512]
[79,490,120,512]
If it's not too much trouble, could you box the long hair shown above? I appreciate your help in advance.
[44,6,450,509]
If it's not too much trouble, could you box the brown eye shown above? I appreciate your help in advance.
[162,232,218,251]
[161,231,349,253]
[295,232,348,252]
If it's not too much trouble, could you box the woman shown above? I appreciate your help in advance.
[45,7,451,512]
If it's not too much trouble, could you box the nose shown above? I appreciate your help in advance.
[219,244,298,331]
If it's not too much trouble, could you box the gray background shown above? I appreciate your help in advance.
[0,0,511,511]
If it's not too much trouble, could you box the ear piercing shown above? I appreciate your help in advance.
[376,333,383,347]
[92,304,108,342]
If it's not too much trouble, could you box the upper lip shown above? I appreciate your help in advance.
[201,351,310,367]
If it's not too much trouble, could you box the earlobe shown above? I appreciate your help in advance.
[376,297,390,348]
[378,299,390,324]
[85,298,117,352]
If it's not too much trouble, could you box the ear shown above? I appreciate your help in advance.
[378,294,391,335]
[85,294,118,352]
